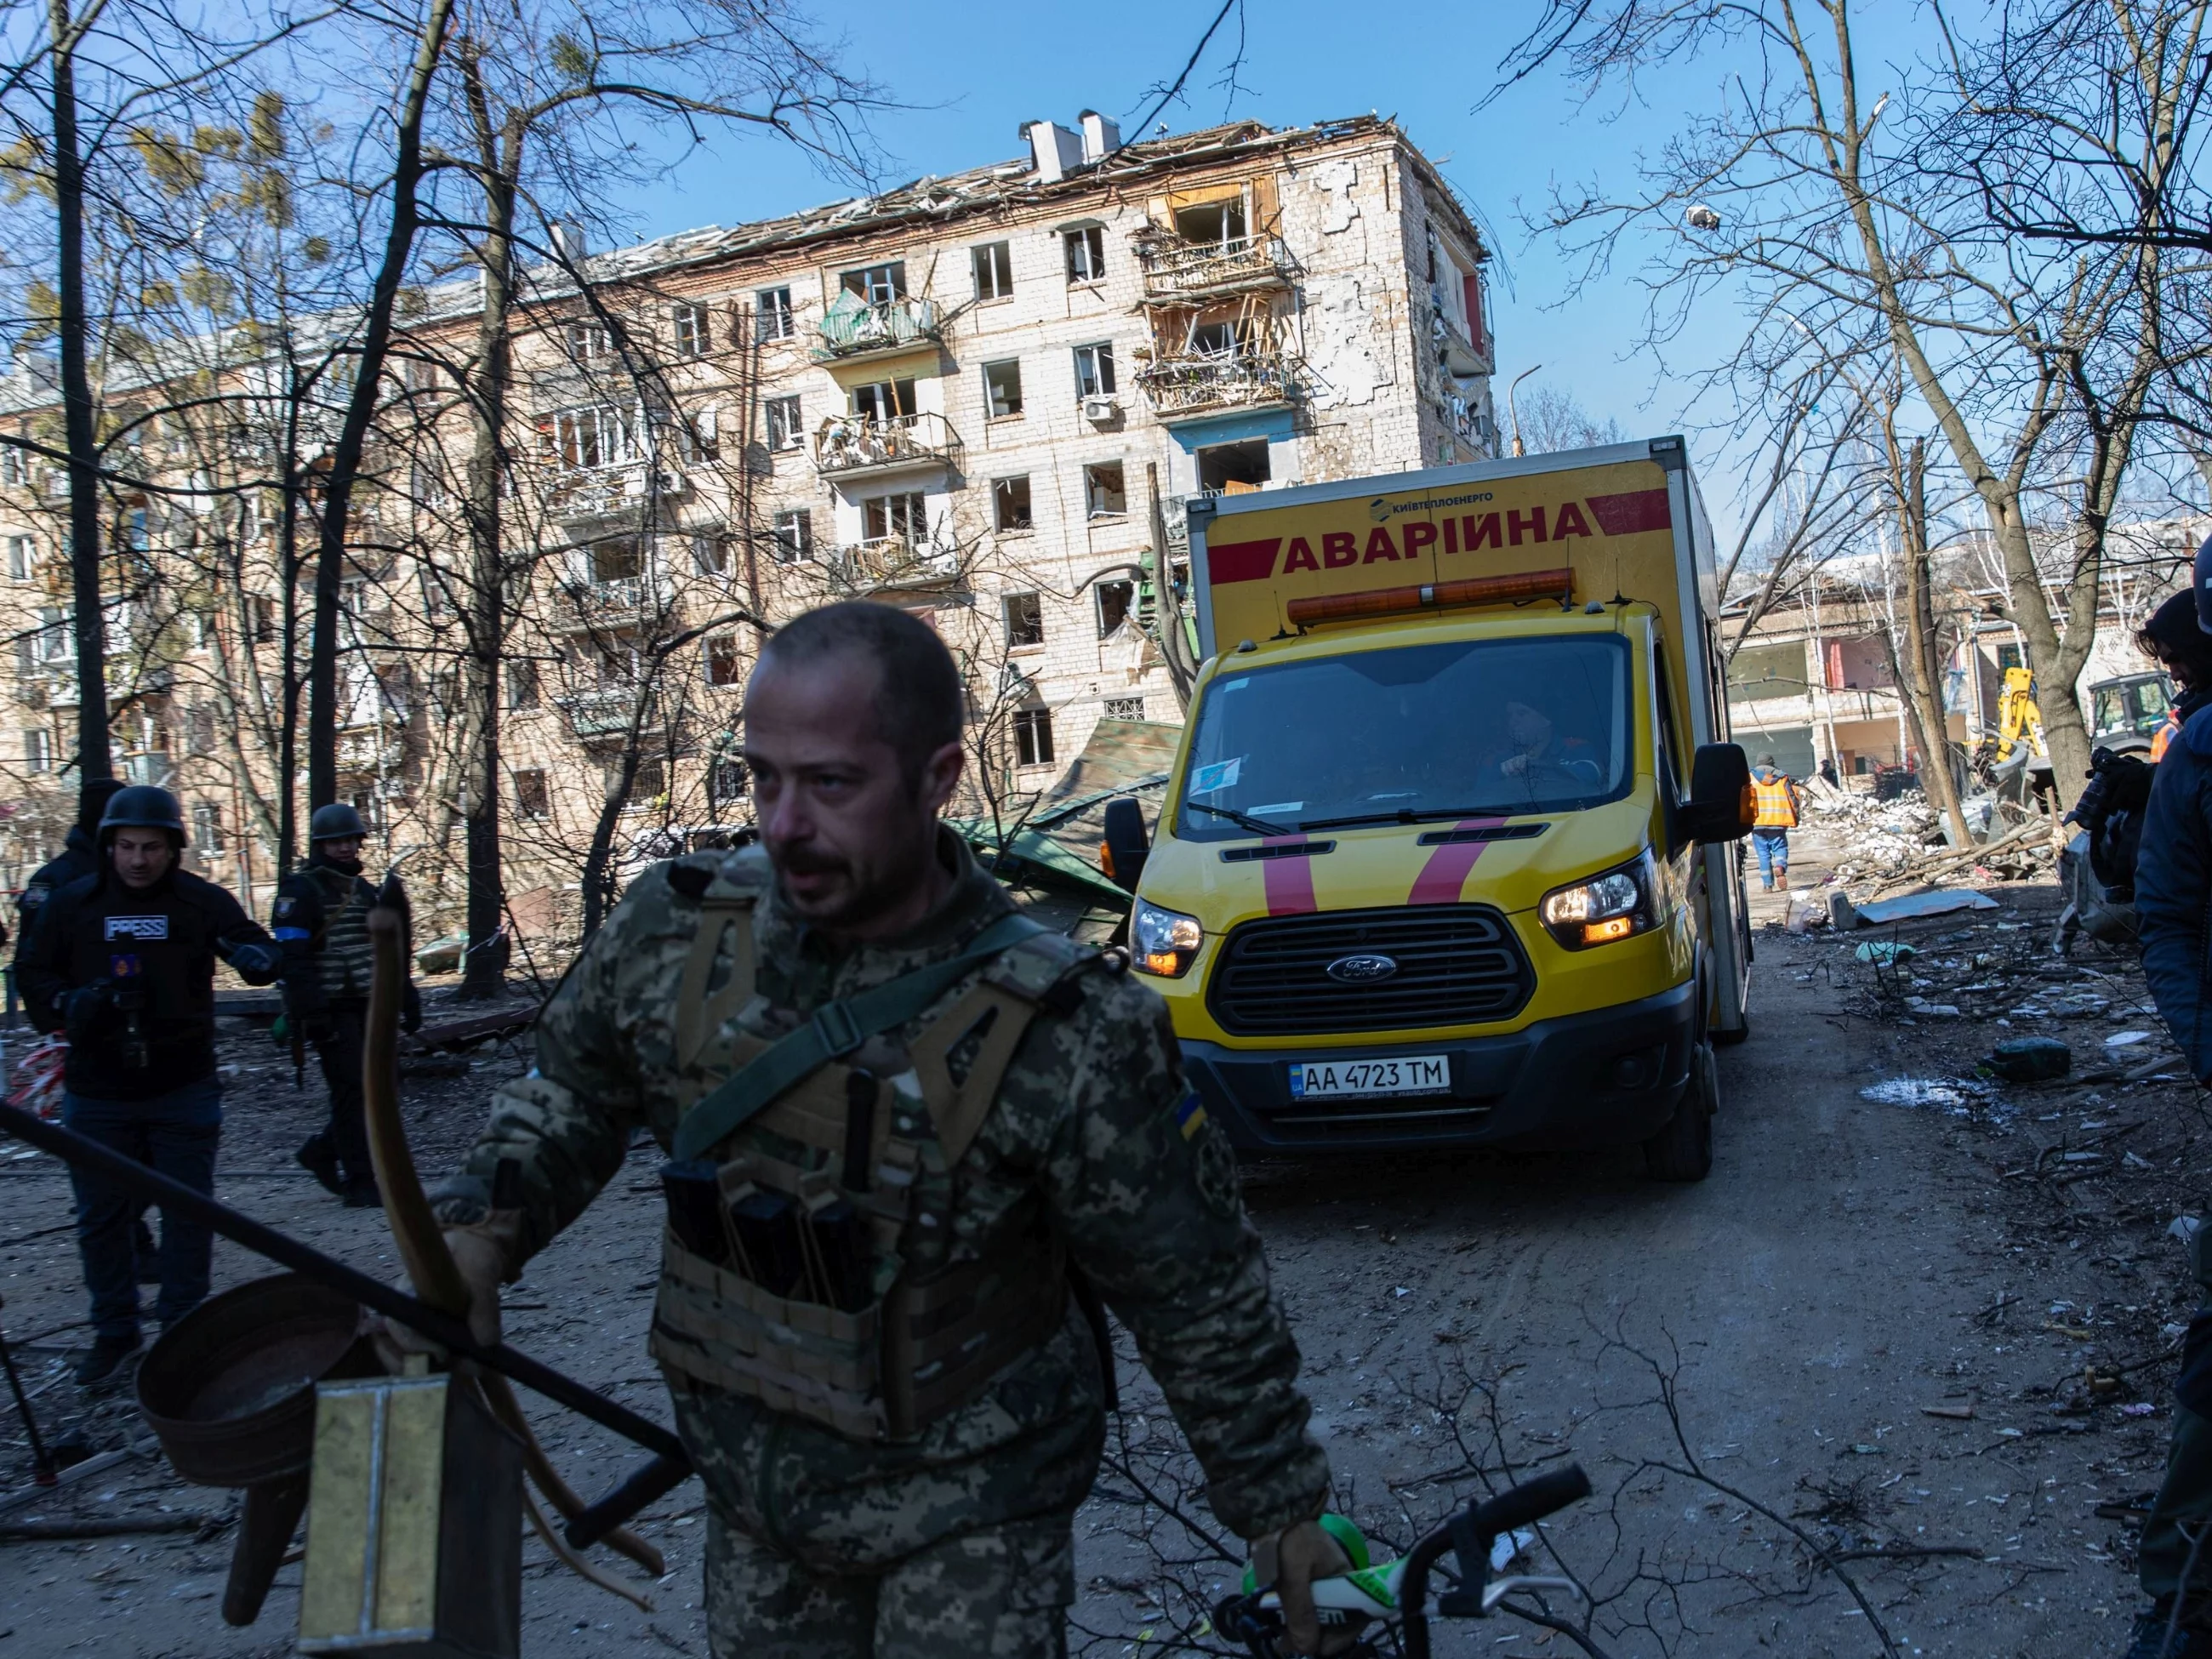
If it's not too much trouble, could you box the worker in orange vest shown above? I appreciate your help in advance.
[1749,755,1801,890]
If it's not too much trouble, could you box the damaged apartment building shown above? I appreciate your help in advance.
[0,112,1494,919]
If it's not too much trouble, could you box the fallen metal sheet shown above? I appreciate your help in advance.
[1851,889,2001,925]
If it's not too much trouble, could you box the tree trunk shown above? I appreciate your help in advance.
[456,78,519,998]
[1901,442,1970,846]
[307,0,455,812]
[48,0,109,784]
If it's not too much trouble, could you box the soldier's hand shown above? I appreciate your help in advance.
[373,1229,506,1371]
[1251,1517,1354,1656]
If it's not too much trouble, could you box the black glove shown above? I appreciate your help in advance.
[220,938,282,984]
[61,981,114,1043]
[402,982,423,1036]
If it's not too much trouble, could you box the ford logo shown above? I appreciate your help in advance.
[1326,953,1399,984]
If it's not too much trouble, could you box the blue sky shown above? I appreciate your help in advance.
[609,1,1936,535]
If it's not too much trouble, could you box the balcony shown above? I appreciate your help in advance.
[336,725,404,775]
[554,571,673,630]
[543,463,688,524]
[119,750,174,787]
[558,686,657,738]
[813,412,963,482]
[811,297,942,365]
[835,537,962,593]
[1136,351,1296,421]
[1136,234,1291,305]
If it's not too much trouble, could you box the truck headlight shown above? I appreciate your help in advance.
[1539,850,1662,949]
[1132,897,1204,977]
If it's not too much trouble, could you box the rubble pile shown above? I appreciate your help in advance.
[1804,781,1945,881]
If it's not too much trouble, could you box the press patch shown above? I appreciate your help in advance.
[105,915,168,941]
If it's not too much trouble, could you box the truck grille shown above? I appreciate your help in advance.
[1206,905,1534,1036]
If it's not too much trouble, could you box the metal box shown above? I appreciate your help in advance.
[299,1373,523,1658]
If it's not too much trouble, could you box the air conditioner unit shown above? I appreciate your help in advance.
[1082,396,1120,423]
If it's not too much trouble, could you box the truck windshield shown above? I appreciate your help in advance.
[1177,635,1633,841]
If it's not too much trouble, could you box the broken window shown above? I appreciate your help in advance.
[1073,342,1116,399]
[1064,225,1105,283]
[1197,438,1270,493]
[841,261,906,305]
[1003,590,1044,649]
[1173,197,1247,248]
[611,755,666,810]
[755,287,794,341]
[1012,706,1055,767]
[972,241,1014,301]
[994,476,1033,533]
[564,320,613,363]
[710,758,748,807]
[1083,461,1126,517]
[588,536,645,584]
[507,658,540,710]
[555,405,637,469]
[864,492,928,544]
[672,302,710,359]
[772,509,813,562]
[706,632,743,687]
[691,531,731,575]
[192,801,224,852]
[1189,317,1254,356]
[514,768,550,818]
[764,395,803,452]
[983,359,1023,419]
[1096,579,1133,636]
[848,379,915,423]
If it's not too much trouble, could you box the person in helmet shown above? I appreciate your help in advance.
[273,801,419,1206]
[14,785,282,1387]
[2124,546,2212,1656]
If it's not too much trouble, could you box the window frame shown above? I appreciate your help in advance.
[1083,461,1127,518]
[1012,705,1056,767]
[1073,342,1117,399]
[755,287,795,341]
[763,394,804,453]
[1063,225,1106,284]
[863,492,929,544]
[1003,590,1046,650]
[982,358,1024,420]
[840,261,906,305]
[671,300,710,360]
[993,475,1035,534]
[514,767,550,819]
[705,631,744,687]
[972,240,1015,302]
[1095,579,1135,637]
[554,404,638,470]
[772,508,814,563]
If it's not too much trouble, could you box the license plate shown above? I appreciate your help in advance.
[1287,1055,1451,1101]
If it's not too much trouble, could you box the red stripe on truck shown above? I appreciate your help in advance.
[1408,818,1508,905]
[1262,840,1319,915]
[1585,487,1672,536]
[1208,539,1283,584]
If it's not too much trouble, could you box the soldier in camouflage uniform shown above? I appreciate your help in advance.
[414,602,1348,1657]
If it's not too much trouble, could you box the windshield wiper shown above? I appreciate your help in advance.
[1298,807,1503,830]
[1185,801,1297,838]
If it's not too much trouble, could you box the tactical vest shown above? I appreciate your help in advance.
[308,864,377,1001]
[648,881,1089,1443]
[1751,776,1798,830]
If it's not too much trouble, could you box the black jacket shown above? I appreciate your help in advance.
[20,864,279,1099]
[13,825,99,971]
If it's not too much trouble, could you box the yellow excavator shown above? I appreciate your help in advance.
[1972,665,2053,805]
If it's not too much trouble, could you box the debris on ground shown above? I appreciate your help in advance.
[1984,1035,2072,1083]
[1848,889,2002,926]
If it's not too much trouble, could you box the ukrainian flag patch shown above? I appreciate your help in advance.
[1175,1091,1208,1140]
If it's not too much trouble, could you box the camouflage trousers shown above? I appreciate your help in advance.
[704,1505,1075,1659]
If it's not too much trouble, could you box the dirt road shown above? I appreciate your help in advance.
[1,871,2197,1657]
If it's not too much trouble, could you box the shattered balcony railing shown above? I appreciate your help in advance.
[542,462,682,522]
[812,412,963,480]
[811,297,942,362]
[1137,235,1291,304]
[558,687,657,738]
[835,536,961,591]
[1137,351,1295,419]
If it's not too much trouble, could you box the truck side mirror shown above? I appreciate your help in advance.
[1101,797,1150,891]
[1683,743,1755,844]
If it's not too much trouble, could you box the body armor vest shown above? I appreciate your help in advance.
[649,882,1088,1443]
[307,864,377,1000]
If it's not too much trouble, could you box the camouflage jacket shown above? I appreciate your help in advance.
[455,829,1329,1568]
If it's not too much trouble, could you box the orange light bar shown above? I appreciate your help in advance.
[1285,567,1576,629]
[1582,915,1636,946]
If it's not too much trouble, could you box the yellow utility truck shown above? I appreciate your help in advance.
[1101,439,1755,1179]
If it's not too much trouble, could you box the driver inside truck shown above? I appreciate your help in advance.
[1497,700,1603,790]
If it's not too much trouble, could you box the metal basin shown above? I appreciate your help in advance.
[138,1274,378,1487]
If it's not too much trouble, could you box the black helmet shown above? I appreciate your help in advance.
[98,784,185,847]
[310,801,368,842]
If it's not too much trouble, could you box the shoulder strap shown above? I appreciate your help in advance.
[672,912,1045,1161]
[673,887,760,1069]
